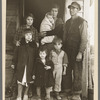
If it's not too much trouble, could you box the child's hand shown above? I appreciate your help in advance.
[16,41,20,46]
[62,64,68,75]
[62,66,66,75]
[32,75,35,80]
[36,43,39,47]
[11,65,15,69]
[44,66,51,70]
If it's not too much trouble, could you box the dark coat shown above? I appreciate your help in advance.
[12,38,37,83]
[46,24,64,40]
[34,58,54,87]
[14,25,39,45]
[55,18,63,28]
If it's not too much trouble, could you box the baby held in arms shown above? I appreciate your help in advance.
[40,12,55,45]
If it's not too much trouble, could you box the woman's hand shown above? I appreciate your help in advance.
[76,52,82,62]
[44,66,51,70]
[39,32,47,37]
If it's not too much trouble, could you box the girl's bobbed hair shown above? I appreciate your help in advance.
[25,13,35,20]
[39,45,48,54]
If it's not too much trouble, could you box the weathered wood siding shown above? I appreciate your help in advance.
[6,0,20,89]
[6,0,19,49]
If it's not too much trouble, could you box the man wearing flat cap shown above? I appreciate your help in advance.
[63,2,88,100]
[40,2,87,100]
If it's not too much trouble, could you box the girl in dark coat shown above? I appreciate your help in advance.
[11,29,37,100]
[34,46,54,100]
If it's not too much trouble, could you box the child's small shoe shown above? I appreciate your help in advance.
[45,97,50,100]
[55,92,61,100]
[37,97,41,100]
[35,95,41,100]
[23,95,28,100]
[56,95,61,100]
[16,97,22,100]
[28,90,33,98]
[71,94,81,100]
[37,96,41,100]
[5,88,13,98]
[45,94,51,100]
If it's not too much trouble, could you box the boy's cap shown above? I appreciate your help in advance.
[68,2,81,11]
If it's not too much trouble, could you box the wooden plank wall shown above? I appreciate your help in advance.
[6,0,19,49]
[6,0,19,90]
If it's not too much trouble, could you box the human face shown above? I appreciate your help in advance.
[54,42,62,51]
[51,8,58,18]
[69,6,79,16]
[25,32,32,41]
[26,16,33,26]
[47,15,54,23]
[39,51,47,59]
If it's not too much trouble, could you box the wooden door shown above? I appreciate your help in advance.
[24,0,65,31]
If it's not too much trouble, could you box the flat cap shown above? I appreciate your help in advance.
[68,2,81,11]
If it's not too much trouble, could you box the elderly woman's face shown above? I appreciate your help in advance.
[26,16,33,26]
[51,8,58,18]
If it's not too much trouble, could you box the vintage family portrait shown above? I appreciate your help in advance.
[3,0,97,100]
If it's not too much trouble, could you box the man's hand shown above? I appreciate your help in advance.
[76,52,82,62]
[44,66,51,70]
[63,66,67,75]
[11,65,15,69]
[63,64,68,67]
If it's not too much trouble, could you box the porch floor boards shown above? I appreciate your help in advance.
[5,93,69,100]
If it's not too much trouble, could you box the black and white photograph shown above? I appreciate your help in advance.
[3,0,98,100]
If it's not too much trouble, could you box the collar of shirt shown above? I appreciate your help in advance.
[25,39,32,43]
[53,48,62,55]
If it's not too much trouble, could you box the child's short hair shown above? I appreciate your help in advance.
[24,13,35,24]
[24,28,33,35]
[39,46,48,54]
[46,12,52,17]
[53,36,62,44]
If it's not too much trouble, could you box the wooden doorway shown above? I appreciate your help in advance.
[24,0,65,31]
